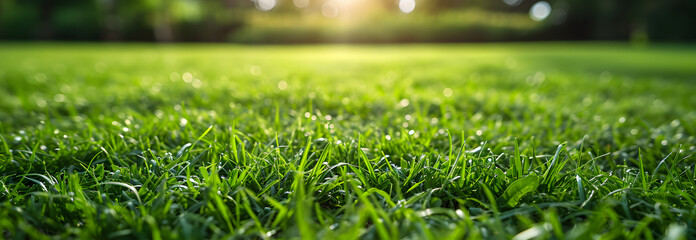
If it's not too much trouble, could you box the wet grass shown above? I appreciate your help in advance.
[0,43,695,239]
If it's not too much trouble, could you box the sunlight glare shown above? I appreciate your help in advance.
[322,1,339,18]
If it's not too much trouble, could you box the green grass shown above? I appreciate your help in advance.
[0,43,695,239]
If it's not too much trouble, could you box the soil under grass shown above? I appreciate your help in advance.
[0,43,695,239]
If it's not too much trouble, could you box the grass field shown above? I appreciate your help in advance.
[0,43,695,239]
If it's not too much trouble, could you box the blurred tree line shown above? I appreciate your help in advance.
[0,0,694,42]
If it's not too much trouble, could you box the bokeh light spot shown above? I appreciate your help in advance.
[256,0,276,11]
[399,98,410,107]
[54,94,65,103]
[399,0,416,14]
[293,0,309,8]
[183,72,193,83]
[503,0,522,6]
[250,65,262,76]
[529,1,551,22]
[443,88,453,97]
[322,2,339,18]
[36,98,47,108]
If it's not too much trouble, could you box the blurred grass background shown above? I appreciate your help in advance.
[1,0,695,43]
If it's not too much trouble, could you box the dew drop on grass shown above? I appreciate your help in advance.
[330,222,347,232]
[408,130,415,135]
[179,118,188,126]
[13,136,21,142]
[467,146,482,154]
[385,135,392,141]
[619,117,626,123]
[266,230,278,238]
[476,130,483,136]
[455,209,465,218]
[661,140,668,146]
[405,114,412,120]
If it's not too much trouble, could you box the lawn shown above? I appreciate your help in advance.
[0,43,694,239]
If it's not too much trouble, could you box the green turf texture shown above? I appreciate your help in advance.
[0,43,694,239]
